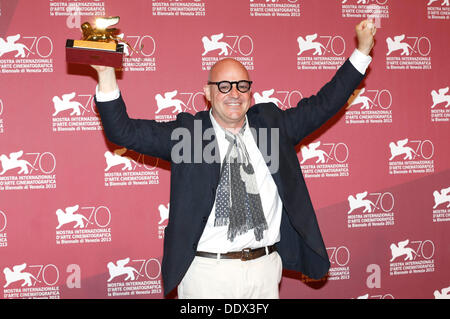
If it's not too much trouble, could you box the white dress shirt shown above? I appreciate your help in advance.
[196,112,283,253]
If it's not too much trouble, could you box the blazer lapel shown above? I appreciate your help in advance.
[199,111,221,190]
[247,110,284,196]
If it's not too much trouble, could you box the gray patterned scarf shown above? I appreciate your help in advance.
[214,120,268,242]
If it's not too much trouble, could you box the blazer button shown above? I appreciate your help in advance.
[192,243,197,250]
[202,216,208,223]
[211,188,216,198]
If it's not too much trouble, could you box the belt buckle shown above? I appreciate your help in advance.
[241,248,251,261]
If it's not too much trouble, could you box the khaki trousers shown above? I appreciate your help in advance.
[177,251,283,299]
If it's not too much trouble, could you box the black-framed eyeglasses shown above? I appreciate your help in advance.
[207,80,253,94]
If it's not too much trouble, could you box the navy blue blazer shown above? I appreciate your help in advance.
[96,59,364,295]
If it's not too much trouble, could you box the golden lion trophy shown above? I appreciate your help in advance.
[66,16,126,67]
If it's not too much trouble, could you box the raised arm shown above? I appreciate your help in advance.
[281,19,376,145]
[93,65,119,94]
[93,65,175,161]
[356,19,376,56]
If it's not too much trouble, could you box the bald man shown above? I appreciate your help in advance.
[93,20,376,298]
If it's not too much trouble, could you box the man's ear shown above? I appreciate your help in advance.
[203,84,212,102]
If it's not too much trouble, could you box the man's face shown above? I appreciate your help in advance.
[204,59,252,130]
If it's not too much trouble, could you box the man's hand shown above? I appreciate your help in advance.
[91,65,118,94]
[355,19,376,56]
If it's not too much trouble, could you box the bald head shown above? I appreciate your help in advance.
[203,58,253,132]
[208,58,250,82]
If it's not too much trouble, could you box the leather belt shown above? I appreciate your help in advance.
[196,245,276,261]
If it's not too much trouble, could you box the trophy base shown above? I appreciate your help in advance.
[66,39,124,68]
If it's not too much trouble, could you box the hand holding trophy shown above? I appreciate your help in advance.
[66,16,126,68]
